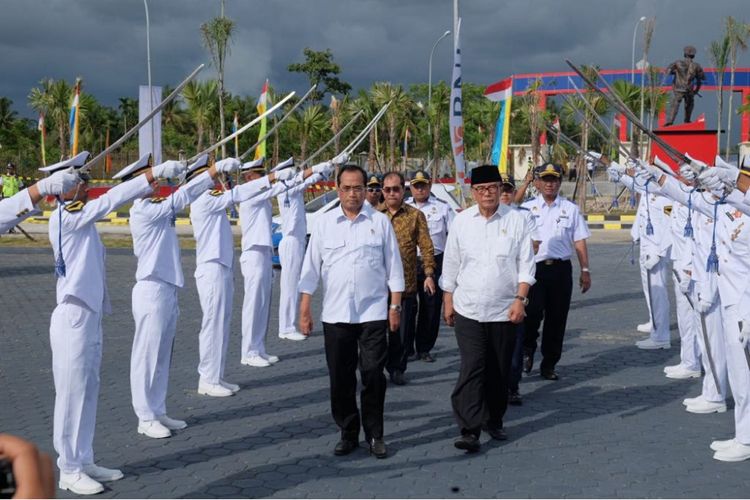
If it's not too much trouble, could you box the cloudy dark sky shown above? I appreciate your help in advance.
[1,0,748,118]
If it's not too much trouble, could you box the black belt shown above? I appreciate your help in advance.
[540,258,570,266]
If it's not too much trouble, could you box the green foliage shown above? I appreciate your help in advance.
[288,48,352,103]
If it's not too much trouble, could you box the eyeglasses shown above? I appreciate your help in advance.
[339,185,365,193]
[382,186,403,194]
[471,184,500,194]
[367,187,382,193]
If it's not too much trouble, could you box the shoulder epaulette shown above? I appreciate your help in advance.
[663,205,673,216]
[15,208,30,218]
[516,206,530,212]
[150,196,167,204]
[209,189,224,197]
[64,201,85,213]
[433,196,448,204]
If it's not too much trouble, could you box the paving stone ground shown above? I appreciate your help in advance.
[0,239,747,498]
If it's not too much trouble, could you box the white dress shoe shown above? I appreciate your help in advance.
[683,395,703,406]
[279,331,308,341]
[713,441,750,462]
[82,463,124,482]
[59,472,104,495]
[635,338,671,350]
[663,363,682,373]
[198,381,234,397]
[686,399,727,414]
[665,366,702,379]
[158,415,188,430]
[220,380,240,393]
[138,420,171,439]
[710,438,736,452]
[242,355,271,367]
[636,322,652,333]
[263,354,280,364]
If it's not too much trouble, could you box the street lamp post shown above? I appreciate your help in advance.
[144,0,155,159]
[631,16,647,84]
[427,30,451,168]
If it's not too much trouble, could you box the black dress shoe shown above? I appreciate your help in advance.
[541,370,559,381]
[419,352,436,363]
[454,434,480,453]
[523,349,534,374]
[334,439,359,456]
[508,390,523,406]
[407,353,419,362]
[368,438,387,458]
[390,371,406,385]
[484,425,508,441]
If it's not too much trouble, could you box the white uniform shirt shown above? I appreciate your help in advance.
[49,175,152,314]
[406,194,454,255]
[129,171,214,287]
[439,203,536,323]
[277,173,324,240]
[522,195,590,262]
[0,189,34,233]
[239,180,288,251]
[190,176,271,269]
[298,202,405,324]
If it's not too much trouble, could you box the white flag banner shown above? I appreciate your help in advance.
[138,85,162,165]
[449,18,466,187]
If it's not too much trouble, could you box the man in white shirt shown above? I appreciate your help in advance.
[405,169,454,363]
[46,154,184,495]
[441,164,536,453]
[521,163,591,381]
[125,154,240,439]
[299,164,404,459]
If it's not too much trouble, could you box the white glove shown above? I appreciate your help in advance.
[216,158,241,174]
[274,167,297,182]
[312,161,332,176]
[679,164,697,182]
[740,319,750,349]
[332,152,349,165]
[607,166,622,183]
[153,160,186,179]
[713,156,740,187]
[635,166,653,184]
[696,294,713,313]
[36,167,81,196]
[697,168,725,193]
[642,253,659,271]
[678,271,692,295]
[685,152,708,174]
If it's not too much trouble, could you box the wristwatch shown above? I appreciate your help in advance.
[389,304,402,313]
[581,267,590,273]
[515,295,529,306]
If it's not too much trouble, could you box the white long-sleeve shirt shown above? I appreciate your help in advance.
[276,172,324,240]
[299,202,405,324]
[129,171,214,287]
[522,195,590,262]
[0,189,35,233]
[190,175,271,269]
[49,175,152,314]
[439,203,536,323]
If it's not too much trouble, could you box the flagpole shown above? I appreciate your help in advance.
[39,114,46,166]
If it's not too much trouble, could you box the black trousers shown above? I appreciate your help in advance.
[387,294,417,374]
[523,259,573,372]
[451,314,516,437]
[323,320,388,441]
[414,253,444,355]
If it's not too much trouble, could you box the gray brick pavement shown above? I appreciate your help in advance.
[0,242,747,498]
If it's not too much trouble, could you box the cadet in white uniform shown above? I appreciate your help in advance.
[46,154,183,495]
[276,161,331,341]
[0,161,81,233]
[124,154,239,438]
[190,159,295,396]
[239,157,333,367]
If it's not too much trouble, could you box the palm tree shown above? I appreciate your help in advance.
[346,90,378,170]
[725,17,749,157]
[710,35,731,154]
[182,80,219,152]
[371,82,411,170]
[288,104,327,161]
[428,83,450,179]
[0,97,17,130]
[29,78,73,158]
[201,4,234,159]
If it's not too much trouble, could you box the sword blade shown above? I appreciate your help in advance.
[645,267,657,331]
[699,311,722,393]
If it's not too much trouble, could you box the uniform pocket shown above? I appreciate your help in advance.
[64,303,87,329]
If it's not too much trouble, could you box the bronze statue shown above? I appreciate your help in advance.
[664,45,706,126]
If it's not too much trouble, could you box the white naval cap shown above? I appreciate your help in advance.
[185,154,210,182]
[38,151,91,174]
[270,156,295,172]
[240,157,265,172]
[112,153,152,181]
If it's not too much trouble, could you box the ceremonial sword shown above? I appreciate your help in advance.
[740,321,750,371]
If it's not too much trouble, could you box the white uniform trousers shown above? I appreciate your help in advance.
[130,279,178,421]
[195,262,234,384]
[278,236,305,335]
[638,258,654,326]
[639,255,671,343]
[240,247,273,358]
[673,277,701,372]
[50,299,103,474]
[721,304,750,445]
[691,294,729,403]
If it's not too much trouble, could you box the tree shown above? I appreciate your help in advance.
[346,90,378,170]
[288,48,351,103]
[371,82,412,169]
[29,78,73,158]
[288,104,327,161]
[710,35,731,154]
[201,3,235,159]
[725,17,749,157]
[182,80,219,152]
